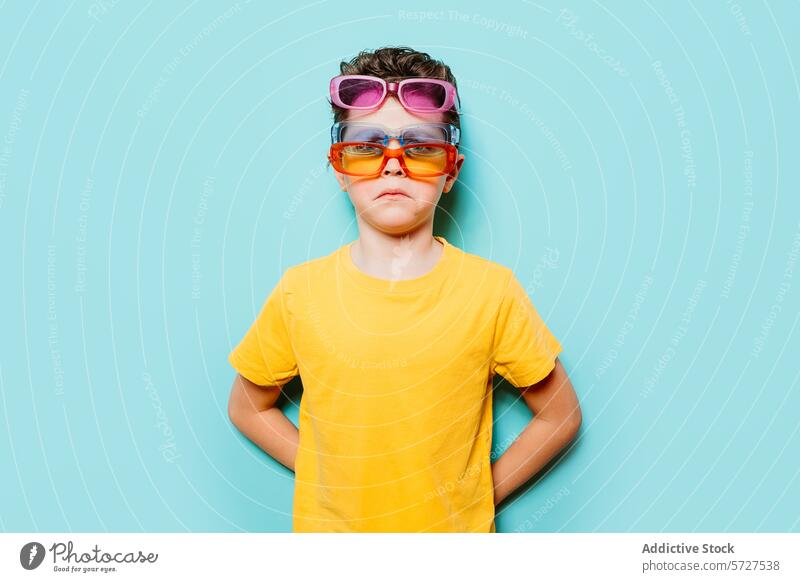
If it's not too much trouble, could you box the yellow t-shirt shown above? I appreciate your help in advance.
[228,235,562,532]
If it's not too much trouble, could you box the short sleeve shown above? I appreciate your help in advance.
[228,271,299,387]
[491,270,563,388]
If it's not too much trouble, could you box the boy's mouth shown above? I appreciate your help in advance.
[377,188,410,199]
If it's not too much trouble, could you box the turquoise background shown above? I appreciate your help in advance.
[1,0,798,533]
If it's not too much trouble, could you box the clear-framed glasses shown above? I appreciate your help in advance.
[330,121,460,147]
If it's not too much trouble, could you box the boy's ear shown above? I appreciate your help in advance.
[442,153,465,194]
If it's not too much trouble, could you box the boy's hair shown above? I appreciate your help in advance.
[330,46,461,130]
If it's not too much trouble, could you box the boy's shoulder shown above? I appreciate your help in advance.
[444,241,519,287]
[281,245,341,279]
[273,245,341,294]
[457,246,515,277]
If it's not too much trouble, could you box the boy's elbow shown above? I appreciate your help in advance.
[228,399,244,428]
[565,407,582,438]
[227,388,250,429]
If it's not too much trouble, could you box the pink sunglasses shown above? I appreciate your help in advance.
[330,75,461,114]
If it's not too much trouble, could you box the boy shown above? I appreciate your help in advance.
[227,46,581,533]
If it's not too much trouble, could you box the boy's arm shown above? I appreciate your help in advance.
[491,358,581,506]
[227,373,299,472]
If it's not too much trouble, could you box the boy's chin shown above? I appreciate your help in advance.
[362,211,428,234]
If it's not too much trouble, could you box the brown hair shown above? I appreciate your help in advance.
[330,46,461,130]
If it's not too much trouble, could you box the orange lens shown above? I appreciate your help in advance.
[340,143,385,175]
[402,145,450,176]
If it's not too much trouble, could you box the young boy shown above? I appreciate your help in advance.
[227,46,581,533]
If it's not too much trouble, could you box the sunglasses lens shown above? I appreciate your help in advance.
[399,81,447,111]
[337,78,384,108]
[403,145,450,175]
[339,144,385,174]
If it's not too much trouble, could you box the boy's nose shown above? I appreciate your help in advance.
[382,140,406,176]
[382,156,405,176]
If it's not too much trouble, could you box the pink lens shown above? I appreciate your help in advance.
[337,77,385,108]
[399,81,447,112]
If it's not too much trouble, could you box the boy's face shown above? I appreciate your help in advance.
[333,96,465,236]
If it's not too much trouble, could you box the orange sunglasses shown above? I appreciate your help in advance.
[328,142,458,178]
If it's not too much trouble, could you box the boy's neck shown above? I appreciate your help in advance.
[350,225,444,281]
